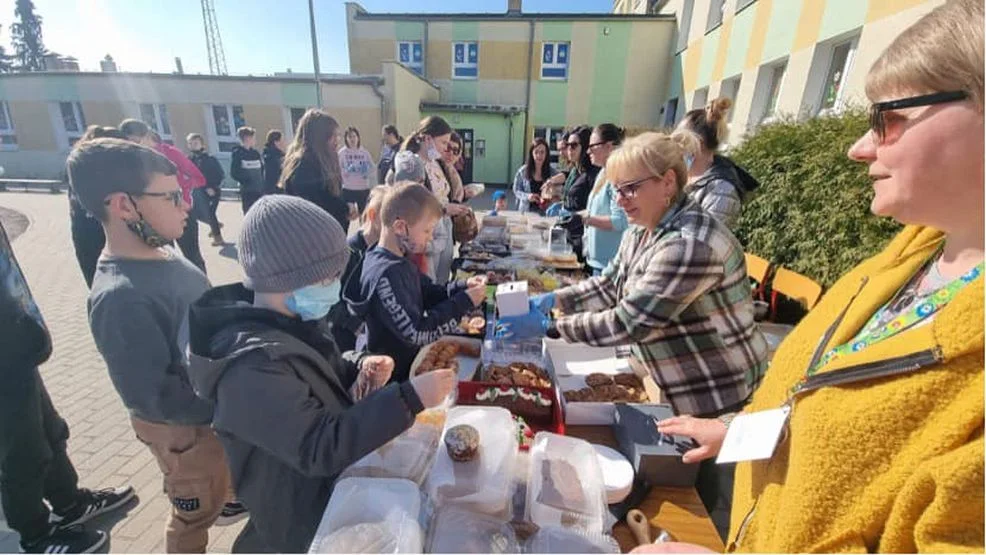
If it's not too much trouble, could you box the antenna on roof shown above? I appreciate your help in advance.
[201,0,228,75]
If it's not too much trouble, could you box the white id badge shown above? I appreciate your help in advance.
[716,406,791,464]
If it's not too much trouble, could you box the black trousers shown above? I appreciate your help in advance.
[241,191,263,215]
[343,189,370,214]
[176,217,207,274]
[70,213,105,289]
[0,368,82,543]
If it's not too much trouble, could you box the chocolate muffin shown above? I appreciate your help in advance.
[444,424,480,462]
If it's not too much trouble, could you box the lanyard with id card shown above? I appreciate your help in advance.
[716,273,951,465]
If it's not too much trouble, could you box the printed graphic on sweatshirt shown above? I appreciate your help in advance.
[241,160,262,170]
[377,276,458,345]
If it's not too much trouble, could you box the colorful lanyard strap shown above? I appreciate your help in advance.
[806,260,983,378]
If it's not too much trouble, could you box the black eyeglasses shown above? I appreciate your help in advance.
[613,176,652,199]
[869,90,968,141]
[102,190,184,207]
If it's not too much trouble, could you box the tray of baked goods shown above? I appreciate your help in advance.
[450,303,488,338]
[410,337,483,382]
[543,339,661,426]
[459,240,510,259]
[456,355,564,451]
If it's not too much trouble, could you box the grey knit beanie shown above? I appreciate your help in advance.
[238,195,350,293]
[393,150,426,184]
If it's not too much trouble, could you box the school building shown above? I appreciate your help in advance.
[0,0,943,185]
[613,0,945,144]
[346,1,677,185]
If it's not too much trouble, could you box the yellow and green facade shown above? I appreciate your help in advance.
[346,2,677,185]
[617,0,945,143]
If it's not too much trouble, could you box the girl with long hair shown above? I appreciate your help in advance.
[280,109,351,230]
[512,138,559,213]
[339,126,375,213]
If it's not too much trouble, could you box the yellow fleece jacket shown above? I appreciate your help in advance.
[729,226,984,553]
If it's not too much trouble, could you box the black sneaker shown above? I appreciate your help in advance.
[216,501,248,526]
[20,525,107,554]
[50,486,135,529]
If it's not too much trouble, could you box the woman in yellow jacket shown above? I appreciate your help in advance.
[645,1,984,552]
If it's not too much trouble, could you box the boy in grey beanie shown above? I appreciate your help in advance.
[185,195,456,552]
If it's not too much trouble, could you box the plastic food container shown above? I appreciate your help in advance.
[526,432,609,534]
[340,417,443,486]
[425,406,518,517]
[425,506,520,553]
[409,337,483,382]
[524,525,621,553]
[308,477,423,553]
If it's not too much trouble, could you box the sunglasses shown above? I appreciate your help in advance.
[613,176,652,200]
[587,141,609,151]
[869,90,968,142]
[448,146,461,155]
[565,142,581,149]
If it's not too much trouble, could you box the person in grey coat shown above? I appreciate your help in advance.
[186,195,455,553]
[678,97,746,228]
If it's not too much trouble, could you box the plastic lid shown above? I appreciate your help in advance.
[592,444,634,504]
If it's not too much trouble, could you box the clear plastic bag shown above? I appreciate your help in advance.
[426,506,521,553]
[526,432,609,534]
[339,417,443,486]
[523,525,621,553]
[425,406,519,516]
[308,477,423,554]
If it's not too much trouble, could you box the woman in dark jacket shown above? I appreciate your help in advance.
[279,110,351,230]
[262,130,285,195]
[561,126,600,264]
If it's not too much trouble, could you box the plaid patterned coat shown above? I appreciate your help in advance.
[555,198,768,416]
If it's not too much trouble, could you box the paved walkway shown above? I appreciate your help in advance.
[0,192,248,553]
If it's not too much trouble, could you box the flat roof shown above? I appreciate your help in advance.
[0,71,385,86]
[351,8,674,22]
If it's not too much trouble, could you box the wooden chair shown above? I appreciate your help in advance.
[771,267,824,313]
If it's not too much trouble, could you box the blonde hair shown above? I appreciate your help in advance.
[678,97,732,151]
[381,182,442,226]
[866,0,983,111]
[605,132,689,192]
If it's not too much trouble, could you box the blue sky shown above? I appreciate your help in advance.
[0,0,612,75]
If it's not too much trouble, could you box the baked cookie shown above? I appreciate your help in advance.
[585,373,614,387]
[444,424,480,462]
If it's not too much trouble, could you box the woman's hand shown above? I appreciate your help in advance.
[657,415,727,464]
[546,173,566,186]
[529,193,541,204]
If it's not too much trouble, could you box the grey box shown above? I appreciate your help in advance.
[612,404,700,488]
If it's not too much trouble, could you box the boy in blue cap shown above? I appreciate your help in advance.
[489,190,508,216]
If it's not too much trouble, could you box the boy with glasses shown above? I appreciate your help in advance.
[68,139,231,553]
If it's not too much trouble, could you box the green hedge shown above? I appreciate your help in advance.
[730,108,902,288]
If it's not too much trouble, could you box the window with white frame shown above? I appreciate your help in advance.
[751,61,787,125]
[209,104,246,153]
[818,39,857,114]
[677,0,694,51]
[719,76,741,122]
[397,41,423,75]
[692,87,709,111]
[706,0,725,32]
[58,101,86,147]
[0,101,17,150]
[139,103,173,143]
[452,42,479,80]
[540,42,570,80]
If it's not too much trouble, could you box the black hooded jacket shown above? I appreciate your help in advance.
[186,283,424,553]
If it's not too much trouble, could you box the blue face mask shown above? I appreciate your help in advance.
[285,281,341,321]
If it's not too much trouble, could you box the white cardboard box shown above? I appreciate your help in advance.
[495,281,530,317]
